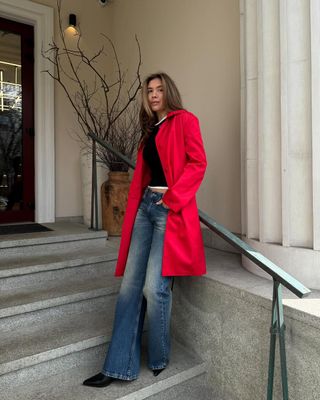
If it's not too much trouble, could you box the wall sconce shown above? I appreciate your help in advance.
[68,14,77,28]
[66,13,78,35]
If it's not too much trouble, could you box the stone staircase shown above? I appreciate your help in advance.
[0,222,211,400]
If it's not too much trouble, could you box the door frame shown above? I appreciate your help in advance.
[0,0,55,223]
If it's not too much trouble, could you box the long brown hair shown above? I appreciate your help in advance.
[139,72,183,144]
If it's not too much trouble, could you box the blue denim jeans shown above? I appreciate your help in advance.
[102,188,172,380]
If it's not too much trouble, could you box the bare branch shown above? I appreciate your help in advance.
[41,0,142,171]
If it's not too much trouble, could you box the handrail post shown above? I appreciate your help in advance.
[267,280,288,400]
[90,138,99,231]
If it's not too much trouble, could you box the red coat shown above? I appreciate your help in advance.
[114,109,207,277]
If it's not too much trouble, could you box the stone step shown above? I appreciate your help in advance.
[0,244,118,278]
[0,296,116,379]
[0,225,211,400]
[146,374,214,400]
[0,340,207,400]
[0,259,120,319]
[0,246,118,287]
[0,222,109,259]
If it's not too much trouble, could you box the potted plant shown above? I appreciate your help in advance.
[42,0,142,234]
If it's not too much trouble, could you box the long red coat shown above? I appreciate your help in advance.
[114,109,207,277]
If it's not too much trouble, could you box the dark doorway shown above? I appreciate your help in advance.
[0,17,35,223]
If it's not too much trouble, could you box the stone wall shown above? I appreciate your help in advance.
[171,268,320,400]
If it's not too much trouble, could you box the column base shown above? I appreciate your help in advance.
[242,238,320,290]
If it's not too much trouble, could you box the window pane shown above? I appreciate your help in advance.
[0,30,22,211]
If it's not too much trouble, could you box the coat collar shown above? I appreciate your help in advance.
[166,109,187,119]
[138,109,186,151]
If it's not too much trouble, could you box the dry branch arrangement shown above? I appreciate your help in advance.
[42,0,142,171]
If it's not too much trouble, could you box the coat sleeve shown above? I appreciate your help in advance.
[162,114,207,213]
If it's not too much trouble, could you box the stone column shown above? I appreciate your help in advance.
[311,0,320,251]
[241,0,320,289]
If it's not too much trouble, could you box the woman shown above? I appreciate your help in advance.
[83,72,207,388]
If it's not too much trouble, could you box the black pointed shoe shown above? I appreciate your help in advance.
[83,372,115,387]
[153,368,165,377]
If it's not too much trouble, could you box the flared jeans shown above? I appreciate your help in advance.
[102,188,172,380]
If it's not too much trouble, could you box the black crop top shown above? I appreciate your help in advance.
[143,119,167,187]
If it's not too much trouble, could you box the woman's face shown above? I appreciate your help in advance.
[147,78,167,118]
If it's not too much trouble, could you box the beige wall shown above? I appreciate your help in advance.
[32,0,241,232]
[110,0,241,232]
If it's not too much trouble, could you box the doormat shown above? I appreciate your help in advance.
[0,223,52,236]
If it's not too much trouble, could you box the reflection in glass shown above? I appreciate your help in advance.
[0,30,22,211]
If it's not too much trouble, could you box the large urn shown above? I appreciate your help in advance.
[101,171,130,236]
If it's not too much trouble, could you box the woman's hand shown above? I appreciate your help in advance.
[156,199,170,209]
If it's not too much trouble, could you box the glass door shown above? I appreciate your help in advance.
[0,17,35,223]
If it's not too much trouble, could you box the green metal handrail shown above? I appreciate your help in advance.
[88,130,311,400]
[198,210,310,299]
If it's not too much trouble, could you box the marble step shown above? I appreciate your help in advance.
[0,259,120,319]
[1,340,207,400]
